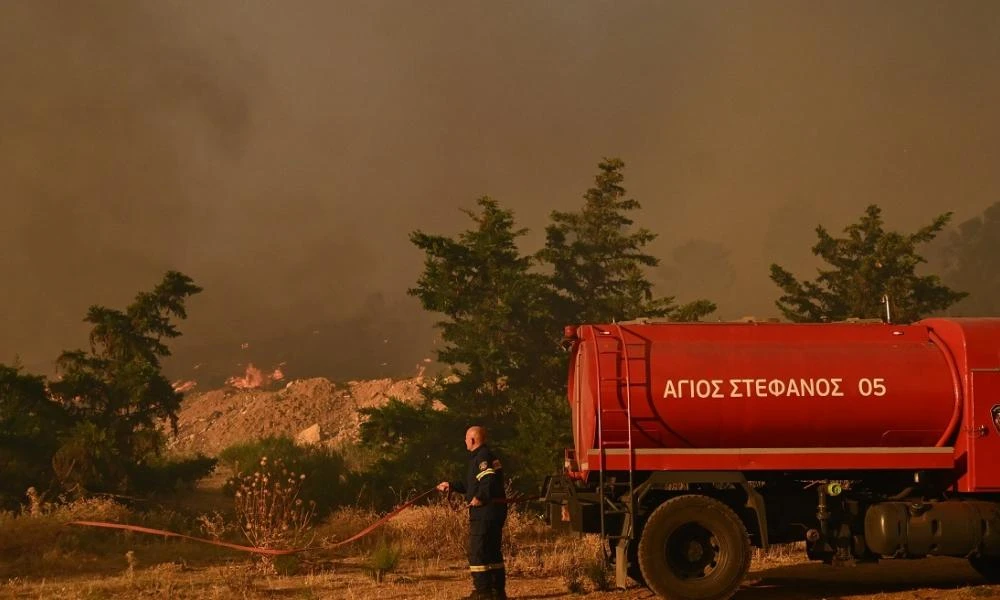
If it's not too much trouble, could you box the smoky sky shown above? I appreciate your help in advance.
[3,1,1000,381]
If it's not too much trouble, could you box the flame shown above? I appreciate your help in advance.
[172,380,197,393]
[227,363,265,389]
[226,362,287,390]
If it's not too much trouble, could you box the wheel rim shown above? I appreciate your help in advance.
[664,522,723,580]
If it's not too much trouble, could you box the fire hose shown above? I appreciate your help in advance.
[68,488,539,556]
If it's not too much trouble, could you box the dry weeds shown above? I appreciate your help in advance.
[4,496,1000,600]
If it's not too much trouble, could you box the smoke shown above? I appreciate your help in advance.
[3,1,1000,380]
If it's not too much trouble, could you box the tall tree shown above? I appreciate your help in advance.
[539,158,714,324]
[770,205,965,323]
[408,197,562,421]
[48,271,202,492]
[940,201,1000,316]
[359,198,566,504]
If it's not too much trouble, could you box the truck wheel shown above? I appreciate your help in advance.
[637,495,751,600]
[970,555,1000,582]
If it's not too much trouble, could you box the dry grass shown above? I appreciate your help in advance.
[0,493,240,580]
[316,497,602,580]
[1,489,808,576]
[5,496,1000,600]
[754,542,807,567]
[0,495,130,574]
[0,488,848,600]
[9,487,1000,600]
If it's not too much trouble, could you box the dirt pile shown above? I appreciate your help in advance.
[166,375,431,456]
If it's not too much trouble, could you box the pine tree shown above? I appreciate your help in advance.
[408,197,562,421]
[48,271,202,491]
[770,205,965,323]
[539,158,714,324]
[360,198,566,503]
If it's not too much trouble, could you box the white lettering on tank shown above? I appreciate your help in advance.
[660,377,887,399]
[857,377,887,397]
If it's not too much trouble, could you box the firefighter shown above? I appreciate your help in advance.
[437,425,508,600]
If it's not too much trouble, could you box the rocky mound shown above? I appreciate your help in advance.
[166,376,430,456]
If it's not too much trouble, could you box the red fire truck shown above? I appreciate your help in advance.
[542,318,1000,600]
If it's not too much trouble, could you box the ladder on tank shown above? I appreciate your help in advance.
[595,324,648,551]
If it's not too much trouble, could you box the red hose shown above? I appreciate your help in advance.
[69,487,437,555]
[68,488,538,555]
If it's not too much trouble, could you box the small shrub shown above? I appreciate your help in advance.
[367,538,401,583]
[124,550,137,578]
[561,550,611,594]
[233,457,316,553]
[582,555,612,591]
[220,436,351,516]
[25,487,43,516]
[196,511,232,541]
[564,570,585,595]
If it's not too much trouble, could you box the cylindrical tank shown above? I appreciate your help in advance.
[567,321,960,456]
[865,501,1000,557]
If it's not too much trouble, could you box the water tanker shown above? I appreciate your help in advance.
[543,318,1000,600]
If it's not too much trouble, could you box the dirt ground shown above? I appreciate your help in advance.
[3,556,999,600]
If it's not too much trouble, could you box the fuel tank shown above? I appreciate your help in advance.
[566,321,962,455]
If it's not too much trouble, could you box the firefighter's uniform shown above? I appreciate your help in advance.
[450,443,507,599]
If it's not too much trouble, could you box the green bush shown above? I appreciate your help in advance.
[366,538,401,583]
[219,436,352,516]
[0,364,71,508]
[51,420,125,492]
[127,455,217,493]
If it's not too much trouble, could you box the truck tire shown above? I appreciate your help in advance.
[637,494,751,600]
[970,555,1000,582]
